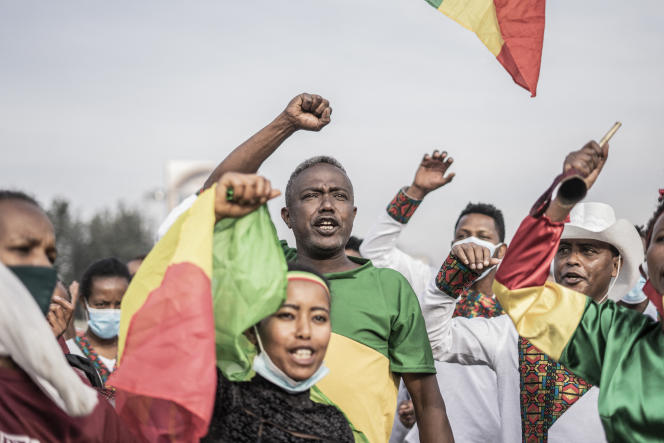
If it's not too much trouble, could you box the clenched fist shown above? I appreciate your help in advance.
[281,93,332,132]
[215,172,281,221]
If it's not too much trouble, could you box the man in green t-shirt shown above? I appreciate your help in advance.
[200,93,452,443]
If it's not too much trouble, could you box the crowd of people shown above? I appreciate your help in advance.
[1,93,662,443]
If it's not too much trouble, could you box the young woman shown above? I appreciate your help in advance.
[203,263,354,442]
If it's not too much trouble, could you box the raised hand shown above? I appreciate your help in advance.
[281,93,332,132]
[47,281,75,338]
[562,140,609,193]
[215,172,281,221]
[452,242,502,271]
[406,150,455,200]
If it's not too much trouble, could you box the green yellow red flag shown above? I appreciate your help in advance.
[425,0,545,96]
[108,187,288,442]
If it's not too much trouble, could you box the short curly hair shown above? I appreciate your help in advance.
[454,202,506,242]
[646,200,664,248]
[79,257,131,301]
[0,190,40,208]
[285,156,351,208]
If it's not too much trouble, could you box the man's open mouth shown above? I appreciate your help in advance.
[561,272,585,285]
[313,217,339,235]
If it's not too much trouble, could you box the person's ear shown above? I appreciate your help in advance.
[496,243,508,259]
[281,207,292,229]
[611,254,621,278]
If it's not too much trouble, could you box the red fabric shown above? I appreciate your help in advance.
[495,214,564,290]
[108,262,216,442]
[643,279,663,320]
[57,335,69,354]
[0,367,139,442]
[494,0,546,96]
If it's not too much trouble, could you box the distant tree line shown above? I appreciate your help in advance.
[47,198,154,283]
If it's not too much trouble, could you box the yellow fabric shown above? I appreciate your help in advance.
[493,280,588,360]
[438,0,504,56]
[316,333,398,443]
[117,187,216,360]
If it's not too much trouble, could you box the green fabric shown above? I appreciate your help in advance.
[559,299,664,442]
[310,386,370,443]
[212,206,288,381]
[280,241,435,374]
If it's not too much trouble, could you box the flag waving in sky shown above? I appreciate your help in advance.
[426,0,545,96]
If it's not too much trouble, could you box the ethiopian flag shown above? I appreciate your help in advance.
[108,187,287,442]
[426,0,545,96]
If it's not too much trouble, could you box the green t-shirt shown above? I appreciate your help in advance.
[281,241,434,374]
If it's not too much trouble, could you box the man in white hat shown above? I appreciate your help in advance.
[419,143,643,443]
[553,201,643,304]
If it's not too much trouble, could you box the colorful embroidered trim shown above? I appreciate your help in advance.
[453,289,504,319]
[518,337,592,443]
[386,188,421,224]
[436,254,481,299]
[75,333,117,386]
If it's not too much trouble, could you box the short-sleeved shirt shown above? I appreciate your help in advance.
[281,241,434,443]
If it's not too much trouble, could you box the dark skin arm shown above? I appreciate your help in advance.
[203,93,332,189]
[402,373,455,443]
[545,140,609,222]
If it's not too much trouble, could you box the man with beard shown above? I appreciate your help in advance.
[166,94,453,443]
[419,142,642,442]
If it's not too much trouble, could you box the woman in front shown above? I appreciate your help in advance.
[203,262,355,443]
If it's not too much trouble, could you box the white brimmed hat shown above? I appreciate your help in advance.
[561,202,644,302]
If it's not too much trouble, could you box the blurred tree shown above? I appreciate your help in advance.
[47,199,154,283]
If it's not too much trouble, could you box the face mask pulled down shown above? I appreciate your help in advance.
[252,325,329,394]
[451,237,503,282]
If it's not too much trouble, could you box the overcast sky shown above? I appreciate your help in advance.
[2,0,662,263]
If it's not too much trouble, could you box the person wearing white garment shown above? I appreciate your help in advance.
[360,150,505,443]
[420,147,643,441]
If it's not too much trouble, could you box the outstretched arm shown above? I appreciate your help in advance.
[360,150,454,292]
[493,140,610,360]
[203,93,332,189]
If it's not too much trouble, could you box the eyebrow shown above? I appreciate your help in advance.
[300,186,350,194]
[281,304,330,313]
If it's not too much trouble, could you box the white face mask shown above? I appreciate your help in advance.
[451,236,503,282]
[251,326,329,394]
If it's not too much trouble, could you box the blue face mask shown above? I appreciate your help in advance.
[87,304,121,339]
[251,326,329,394]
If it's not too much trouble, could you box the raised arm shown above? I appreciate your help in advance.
[493,140,610,361]
[203,93,332,189]
[360,150,454,291]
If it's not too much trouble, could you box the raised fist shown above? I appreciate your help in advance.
[562,141,609,193]
[281,93,332,132]
[407,150,455,200]
[452,242,501,271]
[215,172,281,221]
